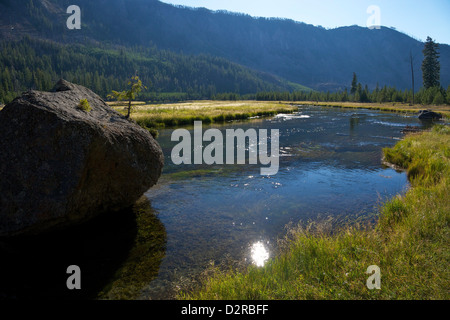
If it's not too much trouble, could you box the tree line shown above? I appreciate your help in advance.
[211,84,450,105]
[216,37,449,106]
[0,36,296,104]
[1,36,448,106]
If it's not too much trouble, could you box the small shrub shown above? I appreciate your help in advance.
[77,99,92,112]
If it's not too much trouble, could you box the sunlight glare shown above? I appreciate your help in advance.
[251,241,269,267]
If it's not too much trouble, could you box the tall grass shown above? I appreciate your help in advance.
[179,125,450,300]
[111,101,298,128]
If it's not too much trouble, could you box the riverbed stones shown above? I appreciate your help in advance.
[0,79,164,236]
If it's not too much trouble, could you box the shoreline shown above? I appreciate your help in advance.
[107,100,450,128]
[114,100,450,136]
[109,100,298,128]
[180,125,450,300]
[290,100,450,118]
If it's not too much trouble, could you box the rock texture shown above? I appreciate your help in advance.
[0,80,164,236]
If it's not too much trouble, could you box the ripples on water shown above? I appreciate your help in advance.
[136,105,419,299]
[0,105,432,300]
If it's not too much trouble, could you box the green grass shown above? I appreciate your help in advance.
[179,125,450,300]
[77,99,92,112]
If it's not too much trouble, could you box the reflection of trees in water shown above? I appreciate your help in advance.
[0,196,166,300]
[349,114,362,132]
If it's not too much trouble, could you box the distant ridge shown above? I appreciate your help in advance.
[1,0,449,91]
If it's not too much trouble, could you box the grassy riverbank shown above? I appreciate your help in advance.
[109,100,297,128]
[296,101,450,118]
[179,125,450,300]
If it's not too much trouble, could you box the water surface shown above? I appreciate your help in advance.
[139,105,419,299]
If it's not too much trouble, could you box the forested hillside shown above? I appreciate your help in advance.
[2,0,448,92]
[1,0,449,103]
[0,37,307,104]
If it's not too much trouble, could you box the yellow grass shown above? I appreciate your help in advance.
[108,100,450,119]
[110,100,295,114]
[109,100,298,127]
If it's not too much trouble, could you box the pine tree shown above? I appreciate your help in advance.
[447,85,450,105]
[421,37,440,89]
[108,75,147,118]
[350,72,358,95]
[341,88,349,102]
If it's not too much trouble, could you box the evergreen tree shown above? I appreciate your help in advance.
[421,36,440,89]
[108,75,146,118]
[447,85,450,104]
[360,84,369,102]
[350,72,358,95]
[432,91,445,105]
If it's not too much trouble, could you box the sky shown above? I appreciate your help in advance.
[160,0,450,45]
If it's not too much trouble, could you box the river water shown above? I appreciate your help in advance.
[0,105,425,300]
[138,105,420,299]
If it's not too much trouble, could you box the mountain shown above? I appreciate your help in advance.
[0,36,309,104]
[0,1,310,104]
[1,0,449,93]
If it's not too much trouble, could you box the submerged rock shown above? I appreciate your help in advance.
[0,80,164,236]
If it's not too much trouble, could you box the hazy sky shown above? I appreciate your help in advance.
[160,0,450,45]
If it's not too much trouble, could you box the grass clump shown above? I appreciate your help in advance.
[77,99,92,112]
[179,125,450,300]
[383,125,450,185]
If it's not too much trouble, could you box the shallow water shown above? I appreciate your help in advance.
[0,105,424,300]
[138,105,421,299]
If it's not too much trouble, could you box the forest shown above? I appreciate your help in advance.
[230,84,450,105]
[0,36,304,104]
[1,36,448,107]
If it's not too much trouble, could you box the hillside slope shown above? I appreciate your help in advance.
[0,37,308,104]
[1,0,449,91]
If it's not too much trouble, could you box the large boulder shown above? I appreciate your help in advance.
[0,80,164,236]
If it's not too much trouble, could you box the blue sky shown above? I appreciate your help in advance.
[160,0,450,45]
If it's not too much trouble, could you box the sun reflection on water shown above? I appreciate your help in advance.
[251,241,269,267]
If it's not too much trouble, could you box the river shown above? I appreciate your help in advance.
[138,105,419,299]
[0,105,425,300]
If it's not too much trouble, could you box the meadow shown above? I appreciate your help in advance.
[108,100,298,128]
